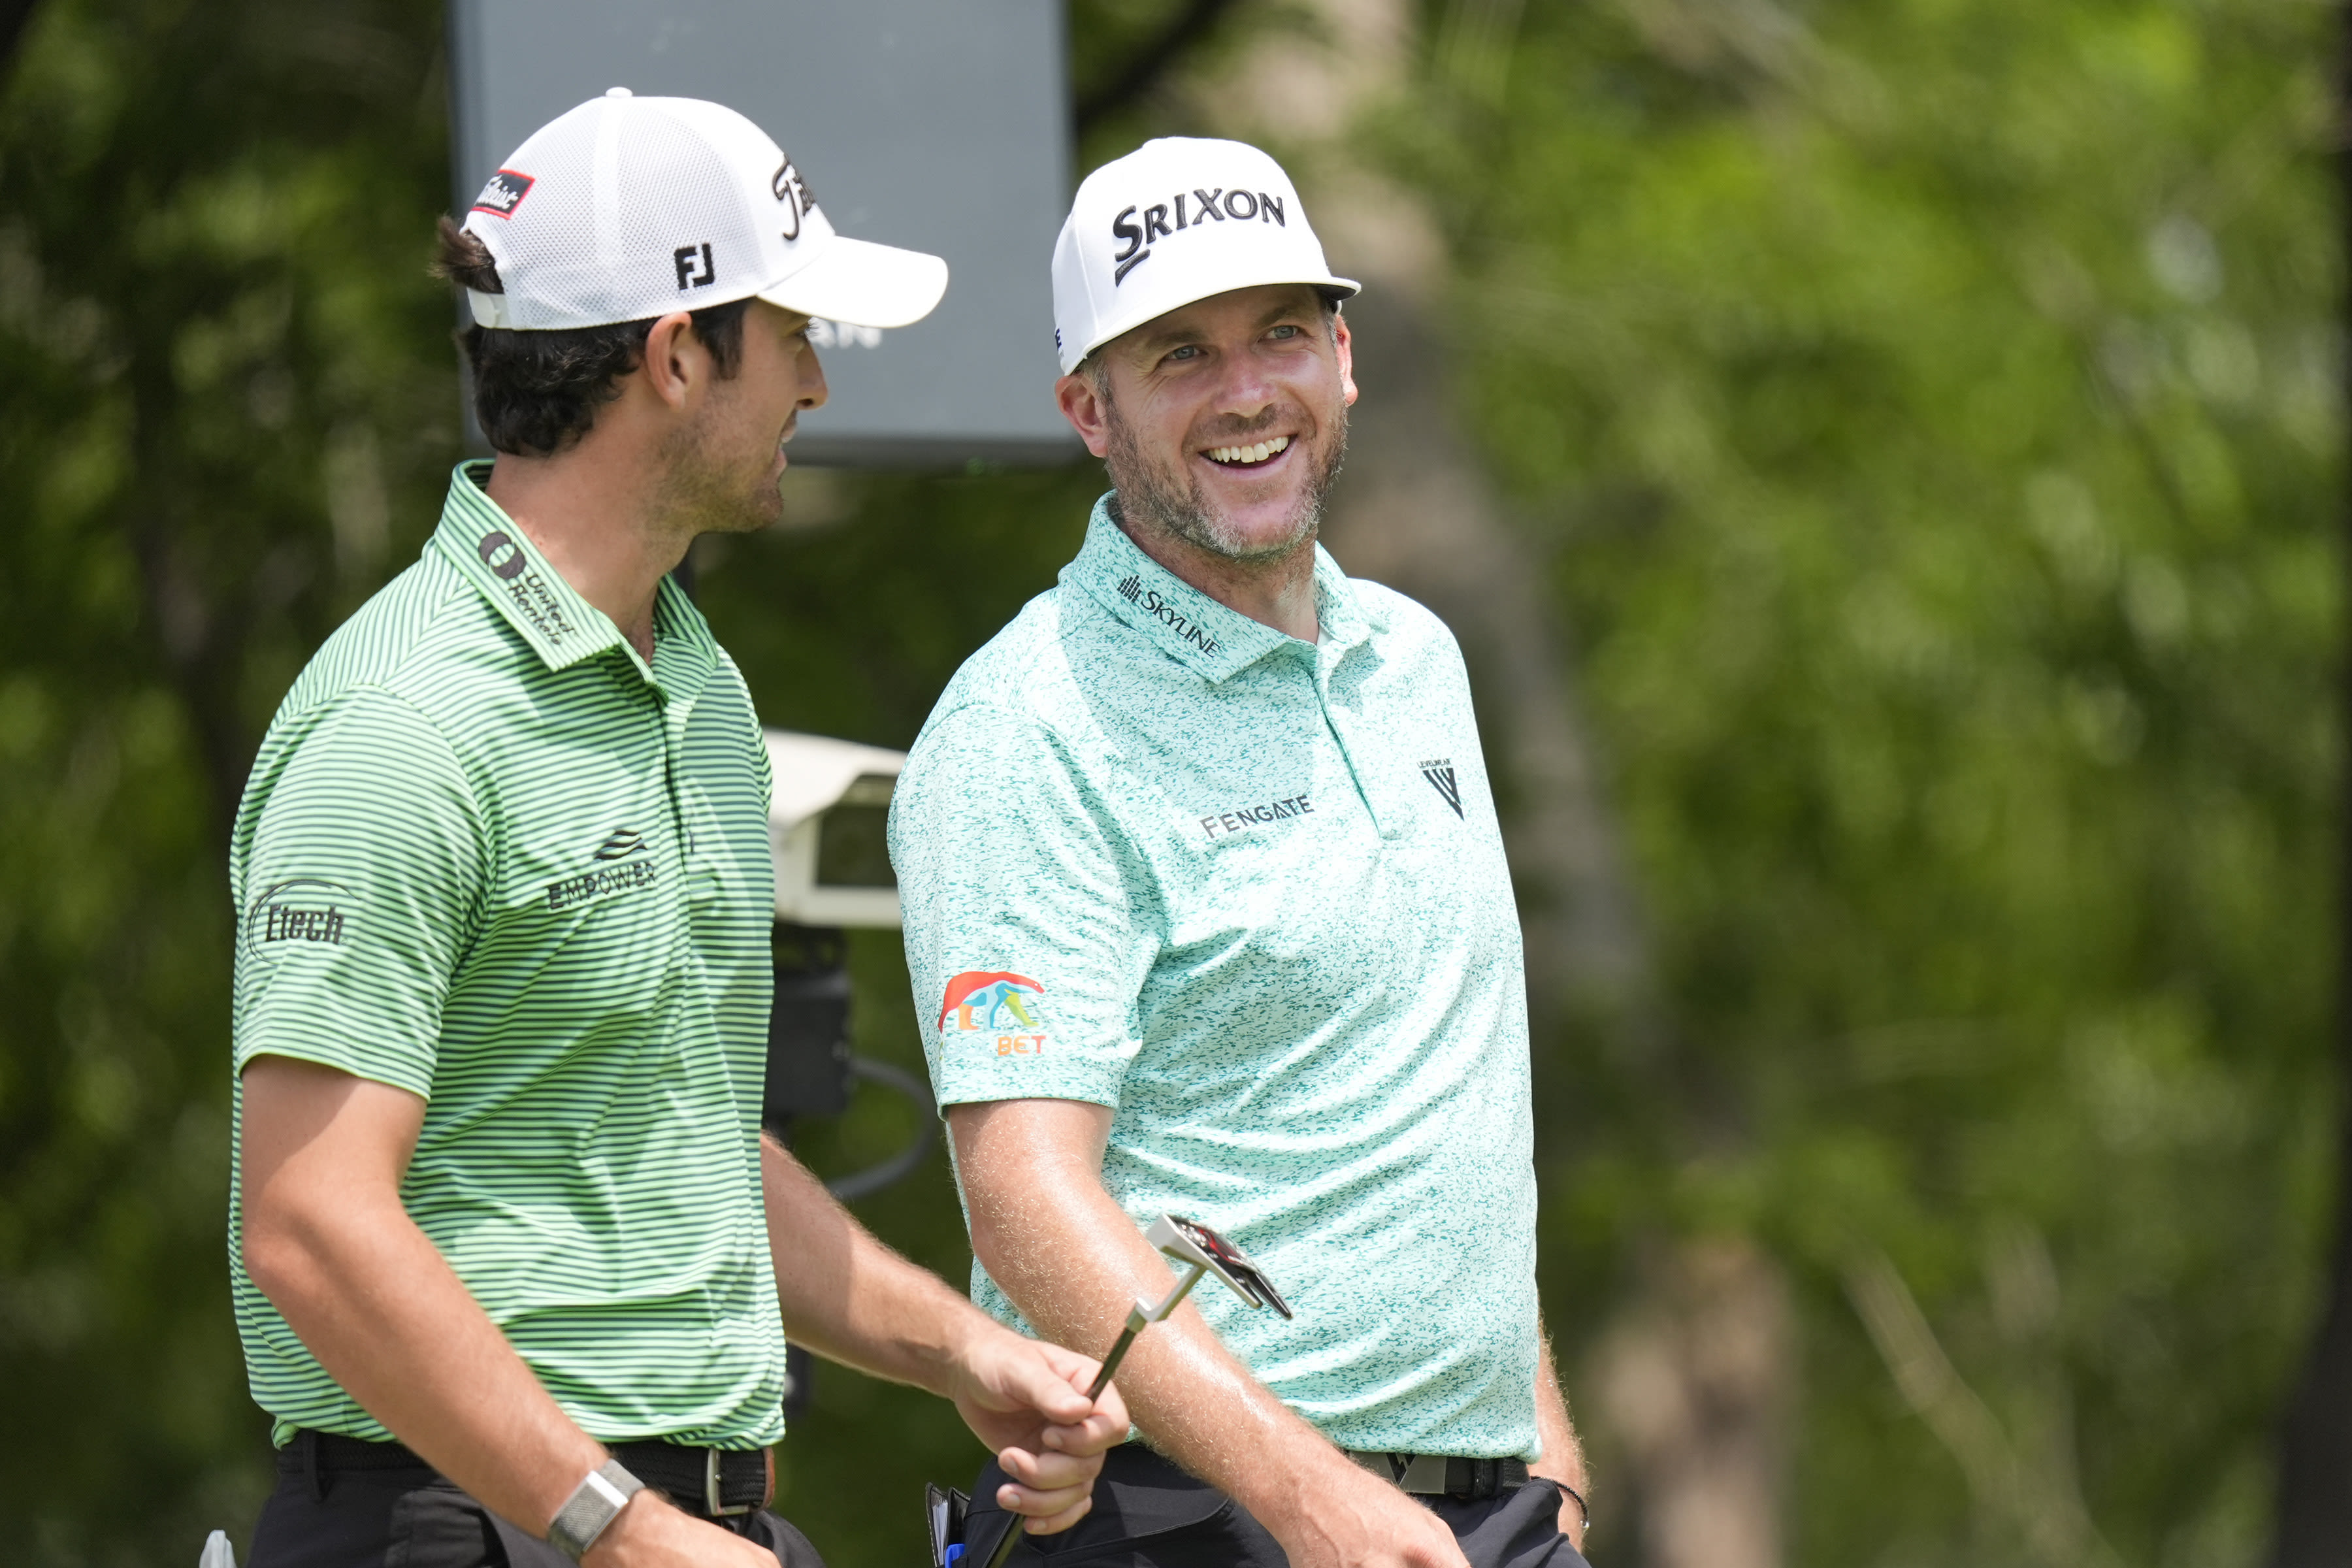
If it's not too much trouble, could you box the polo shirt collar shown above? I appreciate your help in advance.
[429,462,719,699]
[1069,493,1376,680]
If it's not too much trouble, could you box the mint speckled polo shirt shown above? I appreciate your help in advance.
[228,462,784,1450]
[890,497,1541,1461]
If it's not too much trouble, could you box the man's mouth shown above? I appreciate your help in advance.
[1201,434,1292,470]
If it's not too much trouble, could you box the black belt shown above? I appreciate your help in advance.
[288,1428,772,1517]
[1347,1449,1529,1501]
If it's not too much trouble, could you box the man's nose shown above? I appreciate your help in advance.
[800,343,831,411]
[1211,357,1277,421]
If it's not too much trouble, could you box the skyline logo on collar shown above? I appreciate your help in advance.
[1108,184,1287,286]
[939,970,1051,1056]
[1114,574,1220,657]
[1421,758,1463,819]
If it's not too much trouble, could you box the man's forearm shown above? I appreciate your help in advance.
[240,1064,602,1535]
[1531,1322,1589,1550]
[949,1104,1371,1524]
[758,1134,994,1391]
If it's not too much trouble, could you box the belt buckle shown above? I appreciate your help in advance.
[706,1448,752,1517]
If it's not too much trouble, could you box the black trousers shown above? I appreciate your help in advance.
[246,1442,826,1568]
[966,1445,1590,1568]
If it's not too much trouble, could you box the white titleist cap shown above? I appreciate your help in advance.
[461,88,948,333]
[1051,137,1358,376]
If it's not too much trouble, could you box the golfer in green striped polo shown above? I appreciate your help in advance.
[228,92,1126,1568]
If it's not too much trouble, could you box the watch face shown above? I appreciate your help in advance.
[1171,1217,1294,1320]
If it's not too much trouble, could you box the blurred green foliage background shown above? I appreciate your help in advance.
[0,0,2336,1564]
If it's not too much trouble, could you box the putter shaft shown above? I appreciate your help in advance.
[988,1263,1209,1568]
[1085,1323,1139,1402]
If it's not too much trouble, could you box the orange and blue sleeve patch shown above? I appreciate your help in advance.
[938,971,1051,1054]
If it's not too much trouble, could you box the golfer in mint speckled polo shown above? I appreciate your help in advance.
[890,139,1591,1568]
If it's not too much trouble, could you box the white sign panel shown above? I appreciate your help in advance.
[448,0,1079,466]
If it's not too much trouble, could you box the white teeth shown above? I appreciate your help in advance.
[1207,435,1293,466]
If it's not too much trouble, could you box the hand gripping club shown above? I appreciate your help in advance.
[979,1215,1292,1568]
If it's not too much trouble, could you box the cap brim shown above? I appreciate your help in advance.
[1068,272,1361,373]
[758,235,949,329]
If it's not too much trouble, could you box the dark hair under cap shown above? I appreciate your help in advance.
[432,216,750,457]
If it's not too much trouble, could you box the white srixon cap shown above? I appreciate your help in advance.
[462,88,948,333]
[1051,137,1358,375]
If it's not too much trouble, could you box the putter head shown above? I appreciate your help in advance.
[1147,1214,1294,1319]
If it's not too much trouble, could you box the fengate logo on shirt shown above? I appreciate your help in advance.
[1199,794,1313,841]
[940,971,1050,1056]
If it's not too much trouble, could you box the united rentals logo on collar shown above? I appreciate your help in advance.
[1115,574,1220,657]
[471,169,535,220]
[474,528,576,643]
[1420,758,1463,818]
[1109,184,1288,286]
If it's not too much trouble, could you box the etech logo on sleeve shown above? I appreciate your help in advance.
[242,877,355,959]
[939,971,1051,1056]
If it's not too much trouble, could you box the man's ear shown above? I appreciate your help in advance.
[1055,369,1114,460]
[1333,310,1358,410]
[638,311,708,412]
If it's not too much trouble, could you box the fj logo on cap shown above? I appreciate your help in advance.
[674,242,717,290]
[470,169,535,219]
[1109,186,1286,286]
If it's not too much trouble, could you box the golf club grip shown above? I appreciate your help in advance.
[982,1507,1028,1568]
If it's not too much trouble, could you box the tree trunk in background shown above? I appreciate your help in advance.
[2266,8,2352,1558]
[1598,1239,1792,1568]
[1198,4,1793,1563]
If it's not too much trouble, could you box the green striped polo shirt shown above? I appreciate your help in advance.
[891,498,1541,1461]
[227,461,785,1450]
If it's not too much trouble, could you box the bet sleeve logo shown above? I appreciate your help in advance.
[939,971,1051,1056]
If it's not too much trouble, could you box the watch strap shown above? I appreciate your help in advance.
[548,1460,644,1562]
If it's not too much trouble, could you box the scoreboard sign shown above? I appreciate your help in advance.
[447,0,1080,466]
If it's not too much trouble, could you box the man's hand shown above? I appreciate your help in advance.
[946,1325,1132,1533]
[951,1098,1475,1568]
[583,1490,777,1568]
[1262,1461,1471,1568]
[755,1134,1126,1537]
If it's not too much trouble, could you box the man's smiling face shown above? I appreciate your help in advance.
[1058,283,1358,564]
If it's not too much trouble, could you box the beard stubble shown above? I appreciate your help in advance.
[1102,384,1348,564]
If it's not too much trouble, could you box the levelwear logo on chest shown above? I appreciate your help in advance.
[1420,759,1463,818]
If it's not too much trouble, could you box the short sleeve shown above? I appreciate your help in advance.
[889,704,1154,1110]
[233,689,489,1098]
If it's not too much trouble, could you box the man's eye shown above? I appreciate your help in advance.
[1165,345,1202,363]
[1269,324,1302,340]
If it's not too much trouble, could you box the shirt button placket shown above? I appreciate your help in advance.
[1312,643,1388,836]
